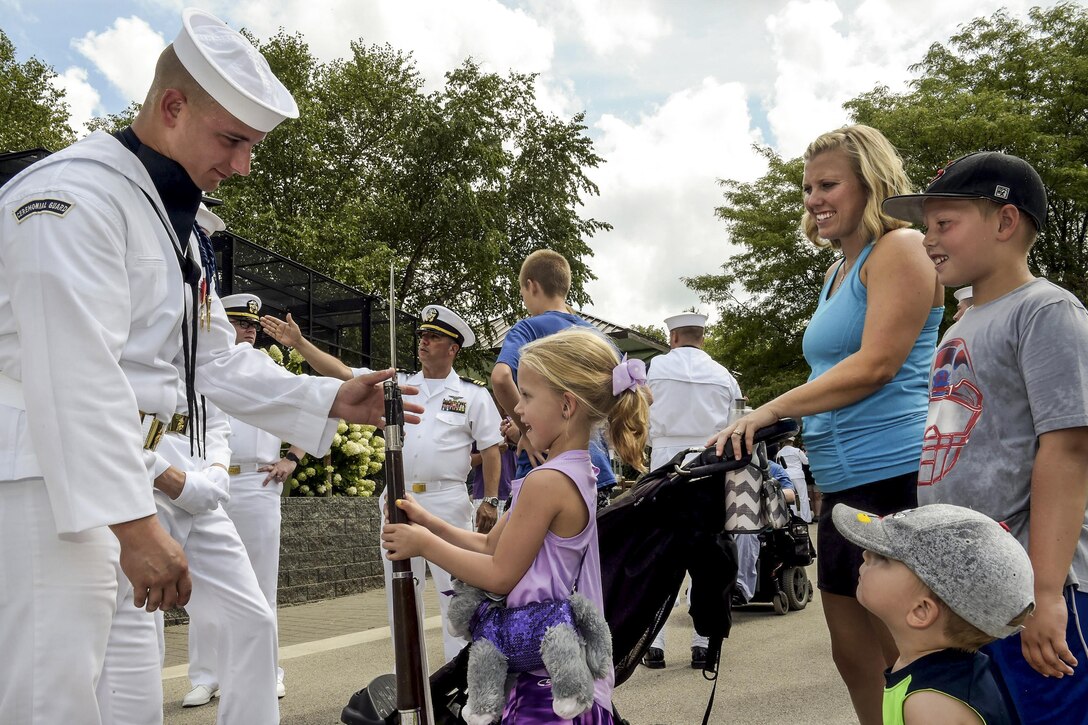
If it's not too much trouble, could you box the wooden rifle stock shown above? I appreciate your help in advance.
[383,379,434,724]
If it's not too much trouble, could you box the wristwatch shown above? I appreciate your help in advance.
[284,451,302,465]
[482,496,500,508]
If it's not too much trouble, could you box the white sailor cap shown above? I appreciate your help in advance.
[222,293,262,321]
[664,312,708,332]
[196,203,225,235]
[172,8,299,132]
[417,305,475,348]
[953,286,974,303]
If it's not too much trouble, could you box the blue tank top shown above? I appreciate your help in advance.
[801,242,943,492]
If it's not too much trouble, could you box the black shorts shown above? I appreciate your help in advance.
[816,471,918,597]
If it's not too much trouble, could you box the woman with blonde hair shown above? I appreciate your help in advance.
[710,125,943,725]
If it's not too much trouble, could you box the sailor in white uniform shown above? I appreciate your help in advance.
[262,304,503,662]
[0,10,410,725]
[644,312,742,670]
[183,293,303,707]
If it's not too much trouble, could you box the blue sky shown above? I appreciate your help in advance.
[2,0,1075,327]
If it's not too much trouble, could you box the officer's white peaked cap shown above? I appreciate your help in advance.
[222,293,262,320]
[196,203,225,234]
[418,305,475,348]
[664,312,708,331]
[173,8,299,132]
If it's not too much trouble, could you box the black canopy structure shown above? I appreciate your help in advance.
[0,148,53,187]
[212,231,419,372]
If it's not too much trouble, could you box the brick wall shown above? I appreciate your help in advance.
[165,496,385,624]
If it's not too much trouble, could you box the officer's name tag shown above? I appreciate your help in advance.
[440,397,467,414]
[14,198,73,223]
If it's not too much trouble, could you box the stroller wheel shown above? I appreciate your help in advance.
[783,567,809,611]
[772,591,789,615]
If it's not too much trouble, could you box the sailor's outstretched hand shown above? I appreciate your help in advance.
[330,368,423,426]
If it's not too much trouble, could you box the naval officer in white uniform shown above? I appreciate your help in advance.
[0,10,414,725]
[644,312,742,670]
[262,304,503,662]
[183,293,305,708]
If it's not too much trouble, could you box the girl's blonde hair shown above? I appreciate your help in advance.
[519,328,649,472]
[802,125,914,249]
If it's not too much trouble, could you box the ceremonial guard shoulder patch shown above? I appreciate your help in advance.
[14,198,73,223]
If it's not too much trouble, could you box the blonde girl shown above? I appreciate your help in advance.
[382,328,648,724]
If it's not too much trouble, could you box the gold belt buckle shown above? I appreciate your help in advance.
[167,413,189,435]
[228,465,241,475]
[411,482,427,493]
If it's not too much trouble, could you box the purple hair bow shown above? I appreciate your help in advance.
[612,355,646,396]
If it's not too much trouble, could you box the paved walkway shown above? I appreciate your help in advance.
[163,551,857,723]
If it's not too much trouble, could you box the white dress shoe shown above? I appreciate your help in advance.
[182,684,216,707]
[276,680,286,698]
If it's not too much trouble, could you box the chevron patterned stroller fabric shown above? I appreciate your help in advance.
[724,443,791,533]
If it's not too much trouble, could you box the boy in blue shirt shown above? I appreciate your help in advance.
[884,152,1088,724]
[491,250,617,504]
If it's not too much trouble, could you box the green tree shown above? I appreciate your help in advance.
[214,32,609,366]
[628,323,667,347]
[0,28,75,151]
[847,2,1088,302]
[85,101,139,134]
[686,148,834,404]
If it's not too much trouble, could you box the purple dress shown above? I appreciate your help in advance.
[500,449,614,724]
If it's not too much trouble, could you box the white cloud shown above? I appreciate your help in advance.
[211,0,554,91]
[537,0,671,57]
[51,67,103,136]
[74,16,167,103]
[764,0,1038,157]
[582,77,767,328]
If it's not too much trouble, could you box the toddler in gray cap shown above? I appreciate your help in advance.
[833,503,1034,725]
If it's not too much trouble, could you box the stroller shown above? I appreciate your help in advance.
[342,420,799,725]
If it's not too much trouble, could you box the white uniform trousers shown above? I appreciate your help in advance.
[379,485,472,663]
[0,479,119,725]
[189,471,285,688]
[98,493,280,725]
[97,568,165,725]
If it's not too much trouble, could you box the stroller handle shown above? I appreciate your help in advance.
[673,419,799,478]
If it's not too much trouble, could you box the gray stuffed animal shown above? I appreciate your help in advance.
[447,579,612,725]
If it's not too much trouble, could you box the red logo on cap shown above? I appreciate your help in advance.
[998,520,1011,533]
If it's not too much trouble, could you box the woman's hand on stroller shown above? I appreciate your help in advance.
[708,405,782,458]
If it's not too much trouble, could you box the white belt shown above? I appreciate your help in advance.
[409,481,465,494]
[229,462,272,475]
[0,372,26,409]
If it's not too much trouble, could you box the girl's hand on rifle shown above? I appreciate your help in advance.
[381,522,432,560]
[391,494,439,530]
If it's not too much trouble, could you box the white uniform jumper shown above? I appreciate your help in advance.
[358,367,502,663]
[0,131,341,725]
[188,410,287,692]
[647,346,742,649]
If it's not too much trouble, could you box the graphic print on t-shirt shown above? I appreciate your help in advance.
[920,338,983,486]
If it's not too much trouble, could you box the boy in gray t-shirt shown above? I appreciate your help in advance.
[883,151,1088,724]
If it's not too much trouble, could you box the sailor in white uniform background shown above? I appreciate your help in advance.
[643,312,743,670]
[183,293,306,708]
[0,10,409,725]
[261,304,504,662]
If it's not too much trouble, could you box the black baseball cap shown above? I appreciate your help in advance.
[883,152,1047,230]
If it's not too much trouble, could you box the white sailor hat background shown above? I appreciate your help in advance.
[953,286,974,303]
[417,304,475,348]
[664,312,708,331]
[196,203,226,235]
[173,8,299,132]
[222,293,262,320]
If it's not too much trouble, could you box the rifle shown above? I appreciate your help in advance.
[342,267,434,725]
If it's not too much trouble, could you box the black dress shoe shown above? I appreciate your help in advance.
[642,647,666,669]
[690,646,708,669]
[731,592,748,608]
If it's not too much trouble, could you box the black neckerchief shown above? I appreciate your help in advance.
[679,344,701,350]
[112,125,205,456]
